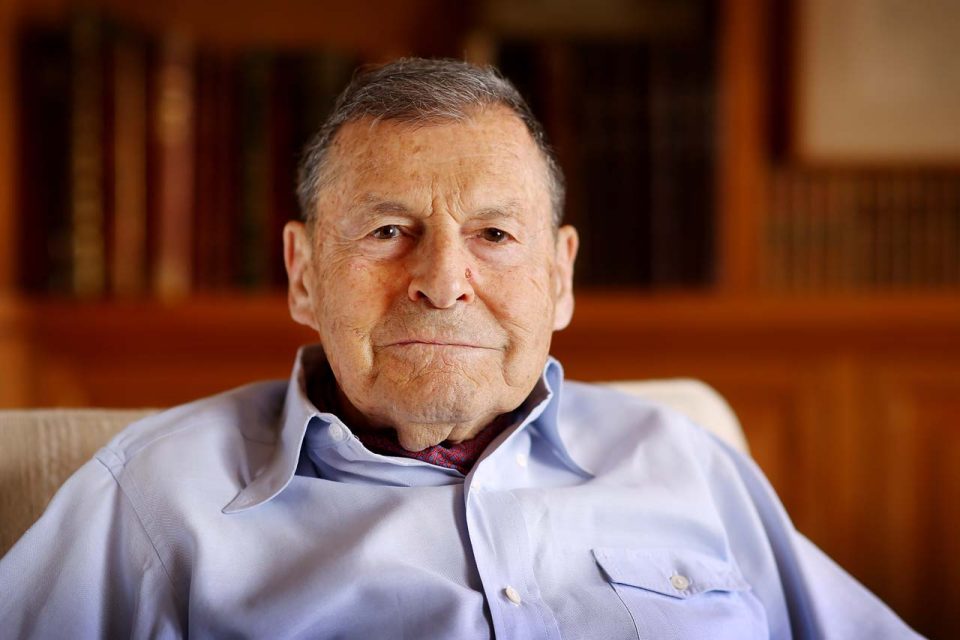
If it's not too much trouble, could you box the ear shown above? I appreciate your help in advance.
[551,225,579,331]
[284,221,320,331]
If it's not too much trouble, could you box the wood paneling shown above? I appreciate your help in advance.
[860,361,960,639]
[0,295,28,405]
[13,296,315,406]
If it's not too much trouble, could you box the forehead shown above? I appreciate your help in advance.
[322,107,552,210]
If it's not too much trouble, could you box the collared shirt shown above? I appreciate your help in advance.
[0,346,920,639]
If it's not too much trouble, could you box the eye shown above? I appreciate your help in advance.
[480,227,510,243]
[370,225,402,240]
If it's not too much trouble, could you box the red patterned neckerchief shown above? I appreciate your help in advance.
[355,417,513,475]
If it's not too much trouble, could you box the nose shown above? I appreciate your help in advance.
[407,231,475,308]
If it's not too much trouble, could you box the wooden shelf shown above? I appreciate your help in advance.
[2,290,957,406]
[563,290,960,351]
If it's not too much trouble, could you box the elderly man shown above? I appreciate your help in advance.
[1,59,918,639]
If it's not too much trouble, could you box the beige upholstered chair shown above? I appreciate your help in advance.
[0,380,746,557]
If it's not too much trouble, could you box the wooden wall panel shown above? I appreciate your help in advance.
[863,361,960,639]
[0,296,28,405]
[20,298,315,407]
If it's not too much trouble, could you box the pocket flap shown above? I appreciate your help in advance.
[592,548,750,599]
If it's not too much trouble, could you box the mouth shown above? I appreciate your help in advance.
[383,339,498,351]
[389,340,493,349]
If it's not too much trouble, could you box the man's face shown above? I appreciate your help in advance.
[284,107,578,451]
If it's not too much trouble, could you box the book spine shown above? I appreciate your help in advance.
[111,28,148,296]
[236,52,271,289]
[267,53,297,288]
[69,11,107,298]
[16,26,72,293]
[152,32,195,299]
[193,49,239,290]
[192,49,219,291]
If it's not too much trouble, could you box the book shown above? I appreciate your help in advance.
[110,26,149,296]
[235,51,272,290]
[16,25,72,294]
[193,47,238,291]
[69,10,107,298]
[151,32,196,299]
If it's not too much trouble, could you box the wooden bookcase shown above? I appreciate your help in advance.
[1,1,959,637]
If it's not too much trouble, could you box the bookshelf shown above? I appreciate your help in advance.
[1,2,959,636]
[6,0,956,300]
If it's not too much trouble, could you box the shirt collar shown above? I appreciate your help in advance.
[222,345,323,513]
[223,346,590,513]
[530,358,594,479]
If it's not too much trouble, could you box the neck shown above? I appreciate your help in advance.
[334,384,500,451]
[304,356,520,452]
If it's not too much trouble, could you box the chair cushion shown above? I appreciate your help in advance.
[0,409,155,555]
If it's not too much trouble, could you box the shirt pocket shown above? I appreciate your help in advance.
[592,547,768,640]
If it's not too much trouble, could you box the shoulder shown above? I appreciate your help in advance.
[556,379,766,496]
[97,380,287,475]
[558,380,727,457]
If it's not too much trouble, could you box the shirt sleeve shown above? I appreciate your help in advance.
[716,438,924,639]
[0,455,184,639]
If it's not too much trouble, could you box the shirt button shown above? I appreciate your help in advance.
[515,453,528,468]
[328,424,347,442]
[670,574,691,591]
[503,586,522,605]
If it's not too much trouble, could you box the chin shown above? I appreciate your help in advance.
[391,375,488,422]
[370,367,507,426]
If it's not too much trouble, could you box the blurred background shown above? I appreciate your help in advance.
[0,0,958,636]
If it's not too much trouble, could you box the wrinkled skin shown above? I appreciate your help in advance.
[284,106,578,451]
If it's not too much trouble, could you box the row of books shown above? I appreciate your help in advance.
[16,10,356,298]
[18,7,721,295]
[763,169,960,291]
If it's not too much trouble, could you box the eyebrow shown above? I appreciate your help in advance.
[338,197,411,230]
[370,200,411,215]
[350,194,526,222]
[472,202,524,221]
[350,194,411,215]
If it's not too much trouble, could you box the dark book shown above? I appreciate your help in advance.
[266,50,356,288]
[69,10,108,298]
[235,51,272,290]
[193,47,238,291]
[572,41,653,287]
[266,53,299,289]
[647,42,716,288]
[15,25,72,294]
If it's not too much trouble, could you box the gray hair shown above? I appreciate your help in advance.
[296,57,566,227]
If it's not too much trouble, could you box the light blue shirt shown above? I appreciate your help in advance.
[0,346,920,639]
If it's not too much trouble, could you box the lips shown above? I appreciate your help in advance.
[386,339,495,350]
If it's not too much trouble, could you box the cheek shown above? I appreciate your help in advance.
[314,258,406,360]
[486,266,556,356]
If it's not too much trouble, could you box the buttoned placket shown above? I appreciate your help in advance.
[464,427,563,640]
